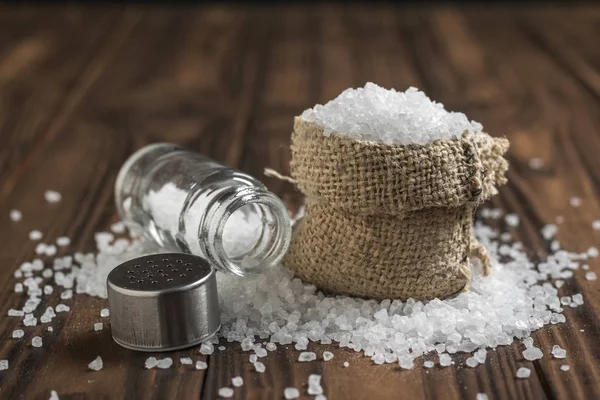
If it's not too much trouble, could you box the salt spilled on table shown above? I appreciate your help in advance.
[9,209,22,222]
[218,388,234,398]
[44,190,62,203]
[231,376,244,387]
[0,360,8,370]
[516,367,531,379]
[284,388,300,399]
[551,345,567,359]
[88,356,103,371]
[180,357,193,365]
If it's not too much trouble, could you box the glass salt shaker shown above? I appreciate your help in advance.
[115,143,292,276]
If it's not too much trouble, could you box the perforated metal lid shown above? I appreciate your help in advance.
[107,253,220,352]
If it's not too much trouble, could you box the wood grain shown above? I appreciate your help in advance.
[0,4,599,400]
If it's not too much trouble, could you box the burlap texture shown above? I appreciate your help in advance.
[284,118,509,300]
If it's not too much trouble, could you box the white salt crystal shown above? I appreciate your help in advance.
[180,357,193,365]
[572,294,584,305]
[56,304,70,312]
[592,220,600,231]
[45,245,57,256]
[253,361,266,373]
[315,396,327,400]
[23,315,37,326]
[47,326,53,332]
[424,361,434,368]
[541,224,557,240]
[43,286,53,295]
[343,362,349,367]
[298,352,317,362]
[476,394,488,400]
[0,360,8,370]
[8,309,24,317]
[551,345,567,359]
[31,336,43,347]
[588,247,599,257]
[49,390,60,400]
[100,308,110,317]
[29,230,43,240]
[45,190,62,203]
[398,355,414,369]
[56,237,70,247]
[466,357,479,368]
[195,361,208,370]
[516,367,531,378]
[560,365,570,371]
[200,343,214,355]
[249,354,258,363]
[323,351,334,361]
[232,376,244,387]
[266,342,277,351]
[218,346,225,351]
[583,264,590,270]
[94,322,103,331]
[300,83,483,145]
[505,214,520,227]
[308,374,323,395]
[523,347,543,361]
[474,349,487,363]
[255,347,268,358]
[585,272,597,281]
[439,353,452,367]
[569,197,582,208]
[36,243,47,255]
[556,216,564,224]
[14,283,23,293]
[88,356,103,371]
[145,357,158,369]
[110,221,126,234]
[157,357,173,369]
[12,329,24,338]
[218,388,234,398]
[61,290,73,300]
[9,209,22,222]
[528,158,543,170]
[284,388,300,399]
[555,280,564,288]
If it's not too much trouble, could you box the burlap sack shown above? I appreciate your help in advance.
[283,118,509,300]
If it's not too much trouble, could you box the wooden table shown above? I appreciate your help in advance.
[0,4,599,400]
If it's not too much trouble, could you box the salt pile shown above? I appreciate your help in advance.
[300,83,483,145]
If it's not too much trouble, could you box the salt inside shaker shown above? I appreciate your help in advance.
[115,143,291,276]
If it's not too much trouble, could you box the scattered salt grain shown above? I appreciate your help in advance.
[572,293,584,305]
[249,354,258,363]
[315,396,327,400]
[585,272,597,281]
[474,349,487,364]
[9,209,22,222]
[232,376,244,387]
[49,390,59,400]
[343,362,349,367]
[94,322,103,331]
[56,304,70,312]
[218,346,226,351]
[100,308,110,317]
[300,83,483,145]
[284,388,300,399]
[200,343,214,355]
[466,357,479,368]
[0,360,8,370]
[8,309,24,317]
[266,342,277,351]
[145,357,158,369]
[180,357,193,365]
[323,351,334,361]
[31,336,43,347]
[254,361,266,373]
[308,374,323,395]
[195,361,208,370]
[12,329,24,338]
[157,357,173,369]
[88,356,103,371]
[516,367,531,379]
[218,387,234,398]
[439,353,452,367]
[523,347,543,361]
[47,326,53,332]
[541,224,557,240]
[592,220,600,231]
[588,247,599,257]
[551,345,567,359]
[424,361,434,368]
[569,197,582,208]
[505,214,520,227]
[56,237,70,247]
[45,190,62,203]
[476,394,489,400]
[560,365,570,371]
[14,282,23,293]
[29,230,43,240]
[528,158,543,170]
[61,290,73,300]
[255,347,268,358]
[555,280,564,288]
[298,352,317,362]
[23,314,38,326]
[399,355,415,369]
[110,221,126,234]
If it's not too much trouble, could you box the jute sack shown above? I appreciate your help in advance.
[283,118,509,301]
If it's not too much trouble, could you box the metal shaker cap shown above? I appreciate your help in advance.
[107,253,220,352]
